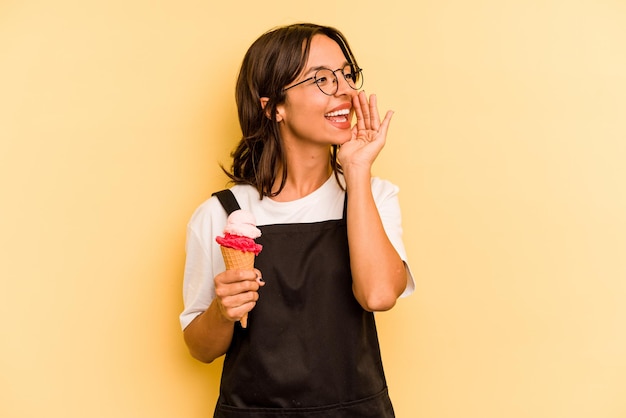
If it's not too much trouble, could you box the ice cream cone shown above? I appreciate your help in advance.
[220,246,255,270]
[220,246,255,328]
[216,209,262,329]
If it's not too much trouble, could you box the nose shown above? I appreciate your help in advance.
[334,71,356,97]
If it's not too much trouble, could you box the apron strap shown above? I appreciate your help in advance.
[212,189,241,215]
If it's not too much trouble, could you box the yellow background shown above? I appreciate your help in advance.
[2,1,625,417]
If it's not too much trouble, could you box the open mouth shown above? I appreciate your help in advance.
[324,108,350,123]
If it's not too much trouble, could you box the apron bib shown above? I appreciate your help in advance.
[212,190,394,417]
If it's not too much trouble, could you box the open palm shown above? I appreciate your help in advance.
[338,91,394,171]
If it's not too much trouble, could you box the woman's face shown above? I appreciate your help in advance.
[276,34,359,149]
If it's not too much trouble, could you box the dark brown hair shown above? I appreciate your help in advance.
[223,23,359,197]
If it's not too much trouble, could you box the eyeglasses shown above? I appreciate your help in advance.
[283,64,364,96]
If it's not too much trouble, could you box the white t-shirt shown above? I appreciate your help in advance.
[180,175,414,330]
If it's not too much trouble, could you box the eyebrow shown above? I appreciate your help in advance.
[303,61,350,77]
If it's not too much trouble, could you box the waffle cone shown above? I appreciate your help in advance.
[220,246,255,270]
[220,246,255,328]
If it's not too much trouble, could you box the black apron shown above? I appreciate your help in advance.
[211,190,394,418]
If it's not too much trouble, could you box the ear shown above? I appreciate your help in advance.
[260,97,284,122]
[259,97,269,111]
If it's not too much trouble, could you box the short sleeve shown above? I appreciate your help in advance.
[179,197,228,330]
[371,178,415,297]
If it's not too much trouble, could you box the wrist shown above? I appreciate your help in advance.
[343,165,371,189]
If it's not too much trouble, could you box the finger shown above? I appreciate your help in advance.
[369,94,381,131]
[239,278,262,293]
[352,93,366,131]
[216,268,258,285]
[358,91,371,130]
[235,301,257,321]
[377,110,394,140]
[218,279,260,303]
[215,289,257,320]
[215,276,260,304]
[228,290,260,309]
[221,294,259,321]
[253,268,265,286]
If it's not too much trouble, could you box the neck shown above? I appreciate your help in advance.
[271,146,333,202]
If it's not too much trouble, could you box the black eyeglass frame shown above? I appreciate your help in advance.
[283,65,364,96]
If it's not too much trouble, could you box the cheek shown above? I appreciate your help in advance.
[282,95,322,118]
[286,99,326,125]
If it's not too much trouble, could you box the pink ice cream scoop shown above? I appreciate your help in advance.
[215,210,263,255]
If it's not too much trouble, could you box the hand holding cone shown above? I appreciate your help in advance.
[216,209,263,328]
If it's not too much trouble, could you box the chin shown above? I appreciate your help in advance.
[333,132,353,145]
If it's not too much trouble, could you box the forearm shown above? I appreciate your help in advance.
[183,299,234,363]
[345,170,406,311]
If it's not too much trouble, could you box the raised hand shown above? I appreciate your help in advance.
[337,91,394,173]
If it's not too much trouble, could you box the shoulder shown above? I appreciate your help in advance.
[188,194,225,229]
[370,176,399,193]
[191,185,259,216]
[187,185,258,231]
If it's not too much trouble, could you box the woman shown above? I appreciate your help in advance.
[181,23,414,417]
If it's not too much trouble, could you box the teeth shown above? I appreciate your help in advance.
[325,108,350,117]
